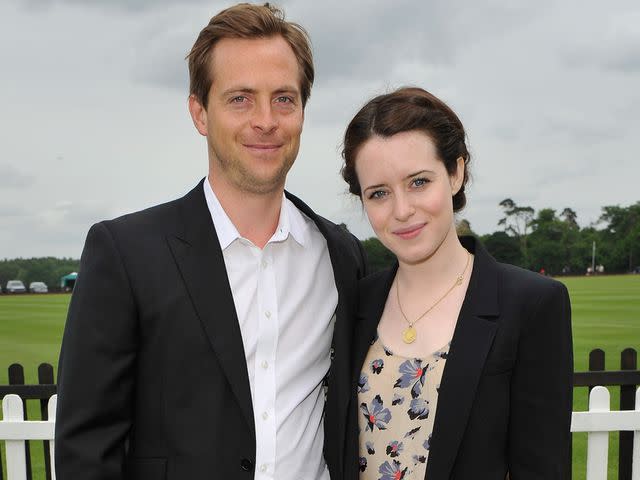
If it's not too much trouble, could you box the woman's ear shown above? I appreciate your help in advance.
[451,156,465,195]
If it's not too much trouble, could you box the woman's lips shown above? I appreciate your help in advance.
[393,223,426,240]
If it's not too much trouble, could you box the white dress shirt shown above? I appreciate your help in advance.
[203,179,338,480]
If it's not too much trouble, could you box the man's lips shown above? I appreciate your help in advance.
[243,143,282,151]
[392,223,426,239]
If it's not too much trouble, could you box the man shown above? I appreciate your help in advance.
[54,4,367,479]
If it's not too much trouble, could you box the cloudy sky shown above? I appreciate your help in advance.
[1,0,639,259]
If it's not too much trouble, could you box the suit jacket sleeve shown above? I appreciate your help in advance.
[508,280,573,479]
[55,222,138,480]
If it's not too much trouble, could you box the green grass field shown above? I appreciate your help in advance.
[561,275,640,479]
[1,275,639,478]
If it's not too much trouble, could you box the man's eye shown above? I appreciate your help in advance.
[230,96,247,103]
[412,177,429,187]
[275,96,294,104]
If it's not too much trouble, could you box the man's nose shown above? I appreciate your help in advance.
[250,101,278,133]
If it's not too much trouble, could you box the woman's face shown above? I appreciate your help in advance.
[355,130,464,265]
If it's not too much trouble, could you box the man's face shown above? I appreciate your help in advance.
[190,36,304,196]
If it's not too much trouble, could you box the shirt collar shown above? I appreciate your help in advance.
[203,178,307,250]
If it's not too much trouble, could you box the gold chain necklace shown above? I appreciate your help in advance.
[396,251,471,344]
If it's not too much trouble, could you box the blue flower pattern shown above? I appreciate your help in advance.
[358,338,450,479]
[360,395,392,432]
[358,373,370,394]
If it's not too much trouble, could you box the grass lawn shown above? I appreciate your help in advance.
[559,274,640,479]
[1,275,639,478]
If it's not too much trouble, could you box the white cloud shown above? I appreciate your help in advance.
[1,0,639,258]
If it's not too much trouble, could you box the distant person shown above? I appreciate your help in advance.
[54,4,367,479]
[339,87,573,479]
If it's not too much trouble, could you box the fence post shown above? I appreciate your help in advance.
[2,395,28,480]
[589,349,606,388]
[48,396,57,480]
[634,388,640,479]
[8,364,32,480]
[619,348,637,480]
[38,363,55,480]
[586,386,610,480]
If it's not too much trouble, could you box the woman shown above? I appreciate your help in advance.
[341,87,573,479]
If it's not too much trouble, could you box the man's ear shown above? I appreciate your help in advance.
[188,94,208,137]
[451,156,465,195]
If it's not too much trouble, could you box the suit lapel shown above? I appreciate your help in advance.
[425,237,500,479]
[166,180,255,437]
[352,266,397,391]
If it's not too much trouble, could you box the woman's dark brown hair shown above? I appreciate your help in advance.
[341,87,470,212]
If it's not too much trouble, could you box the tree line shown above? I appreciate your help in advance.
[362,200,640,275]
[1,200,637,287]
[0,257,79,292]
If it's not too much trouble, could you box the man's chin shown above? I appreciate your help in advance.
[237,174,288,196]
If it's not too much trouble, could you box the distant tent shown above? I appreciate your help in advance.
[60,272,78,292]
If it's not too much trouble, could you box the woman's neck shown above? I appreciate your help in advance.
[396,229,470,292]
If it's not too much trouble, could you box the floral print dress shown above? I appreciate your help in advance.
[358,335,450,480]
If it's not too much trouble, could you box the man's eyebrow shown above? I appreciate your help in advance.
[222,87,256,96]
[273,86,300,94]
[221,86,301,97]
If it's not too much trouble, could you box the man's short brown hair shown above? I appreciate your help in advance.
[187,3,314,108]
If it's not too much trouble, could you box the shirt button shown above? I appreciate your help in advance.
[265,311,271,318]
[262,411,269,420]
[261,259,268,269]
[240,458,254,471]
[260,464,267,473]
[261,361,269,369]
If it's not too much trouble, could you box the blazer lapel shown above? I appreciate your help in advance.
[425,237,500,479]
[166,180,255,437]
[352,266,397,391]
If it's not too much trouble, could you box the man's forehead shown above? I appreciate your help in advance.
[208,36,302,93]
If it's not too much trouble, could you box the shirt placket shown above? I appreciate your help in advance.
[253,246,278,478]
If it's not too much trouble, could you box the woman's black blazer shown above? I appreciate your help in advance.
[343,236,573,479]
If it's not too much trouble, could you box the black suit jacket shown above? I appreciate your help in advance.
[343,236,573,479]
[55,180,367,479]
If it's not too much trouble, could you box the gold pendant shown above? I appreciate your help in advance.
[402,326,417,344]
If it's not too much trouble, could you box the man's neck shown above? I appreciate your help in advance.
[208,175,283,249]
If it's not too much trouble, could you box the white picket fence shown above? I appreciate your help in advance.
[571,386,640,480]
[0,394,56,480]
[0,388,639,479]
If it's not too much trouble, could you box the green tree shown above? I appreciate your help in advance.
[528,208,565,274]
[361,238,395,273]
[0,257,79,291]
[597,202,640,272]
[480,231,522,265]
[497,198,534,267]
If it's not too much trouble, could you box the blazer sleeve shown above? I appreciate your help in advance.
[55,222,138,480]
[508,280,573,479]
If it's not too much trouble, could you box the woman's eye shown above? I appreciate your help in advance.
[368,190,387,200]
